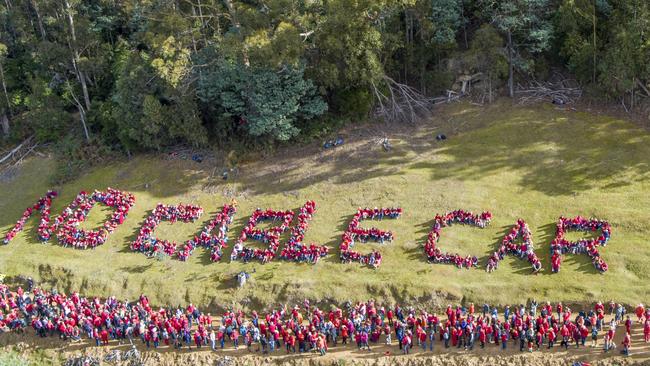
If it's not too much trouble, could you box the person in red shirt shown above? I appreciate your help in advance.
[100,328,109,345]
[636,304,645,323]
[340,324,348,344]
[547,328,556,349]
[418,330,427,351]
[604,328,615,352]
[479,327,487,348]
[622,332,631,355]
[402,333,411,354]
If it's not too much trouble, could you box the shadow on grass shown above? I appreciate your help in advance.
[232,106,650,201]
[408,113,650,197]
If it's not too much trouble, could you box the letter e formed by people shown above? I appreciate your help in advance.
[339,207,402,268]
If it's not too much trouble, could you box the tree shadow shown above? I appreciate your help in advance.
[118,209,155,254]
[238,130,417,197]
[322,212,357,264]
[533,221,603,276]
[121,263,153,274]
[406,219,434,263]
[407,111,650,197]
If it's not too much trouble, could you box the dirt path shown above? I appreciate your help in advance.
[2,321,649,365]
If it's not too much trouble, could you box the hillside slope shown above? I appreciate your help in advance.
[1,101,649,310]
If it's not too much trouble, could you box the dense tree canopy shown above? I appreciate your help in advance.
[1,0,649,166]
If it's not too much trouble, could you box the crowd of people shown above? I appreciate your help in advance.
[550,216,612,273]
[424,210,492,269]
[0,192,618,275]
[3,189,136,250]
[339,207,403,268]
[279,201,329,264]
[54,189,136,249]
[0,284,645,358]
[182,202,237,262]
[130,203,204,258]
[487,219,542,273]
[3,190,58,244]
[230,208,294,263]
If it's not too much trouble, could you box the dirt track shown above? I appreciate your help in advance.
[2,322,650,366]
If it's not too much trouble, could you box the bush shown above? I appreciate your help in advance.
[50,135,116,184]
[331,88,373,121]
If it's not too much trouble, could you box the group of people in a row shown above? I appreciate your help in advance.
[3,189,135,250]
[3,190,58,244]
[487,219,542,273]
[230,208,295,263]
[181,203,237,262]
[551,216,611,273]
[424,210,492,269]
[2,194,616,274]
[130,203,204,257]
[0,284,646,358]
[339,207,403,268]
[56,189,136,249]
[278,201,329,264]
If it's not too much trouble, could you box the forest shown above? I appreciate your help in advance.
[0,0,648,181]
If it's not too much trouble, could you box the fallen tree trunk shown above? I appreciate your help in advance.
[515,80,582,105]
[371,74,472,124]
[0,136,33,165]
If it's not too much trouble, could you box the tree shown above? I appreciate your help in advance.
[197,54,327,142]
[469,24,508,102]
[0,43,10,135]
[431,0,462,45]
[20,77,72,143]
[63,0,91,112]
[112,51,207,151]
[310,0,385,91]
[480,0,554,97]
[597,0,650,107]
[555,0,612,85]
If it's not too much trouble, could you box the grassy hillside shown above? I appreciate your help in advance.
[1,101,649,310]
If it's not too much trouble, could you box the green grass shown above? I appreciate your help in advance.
[0,348,55,366]
[1,100,649,310]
